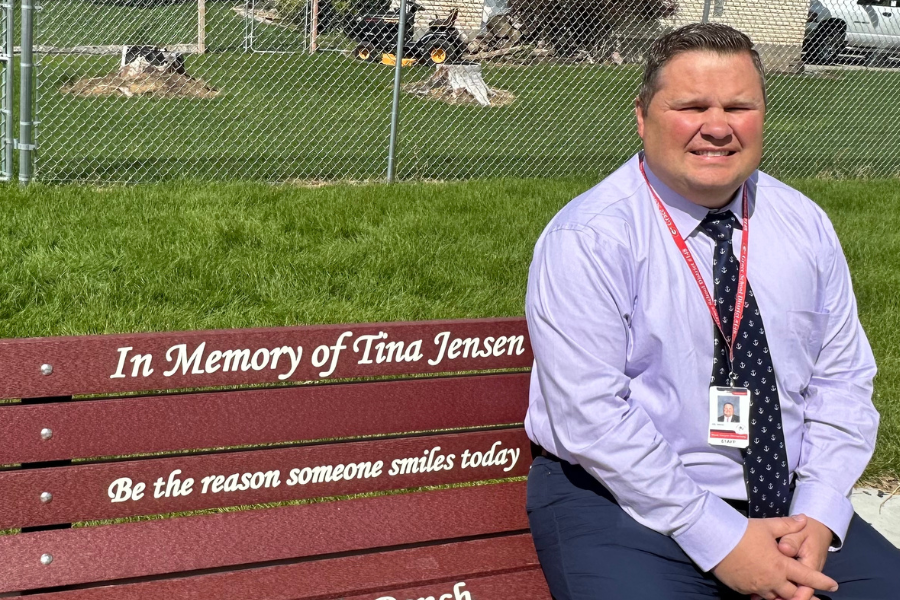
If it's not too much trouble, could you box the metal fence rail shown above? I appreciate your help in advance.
[8,0,900,183]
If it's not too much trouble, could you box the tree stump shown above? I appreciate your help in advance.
[61,46,218,99]
[120,46,186,76]
[404,64,514,107]
[445,64,491,106]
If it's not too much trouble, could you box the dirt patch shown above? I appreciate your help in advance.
[231,6,301,31]
[404,81,515,107]
[63,71,219,99]
[62,54,219,99]
[859,474,900,494]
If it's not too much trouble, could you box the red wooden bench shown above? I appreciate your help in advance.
[0,318,550,600]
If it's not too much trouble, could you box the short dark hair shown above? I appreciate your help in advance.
[638,23,766,114]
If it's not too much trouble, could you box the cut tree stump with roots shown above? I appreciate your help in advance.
[403,64,514,107]
[62,46,218,99]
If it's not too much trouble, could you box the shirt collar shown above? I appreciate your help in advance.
[639,154,745,241]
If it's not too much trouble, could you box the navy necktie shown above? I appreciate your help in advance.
[699,211,790,517]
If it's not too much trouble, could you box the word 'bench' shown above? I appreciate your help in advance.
[0,318,551,600]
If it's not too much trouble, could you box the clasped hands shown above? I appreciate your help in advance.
[712,514,837,600]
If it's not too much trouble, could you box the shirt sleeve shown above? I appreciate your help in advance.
[526,224,747,572]
[789,219,879,548]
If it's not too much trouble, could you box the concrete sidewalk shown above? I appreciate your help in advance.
[851,487,900,547]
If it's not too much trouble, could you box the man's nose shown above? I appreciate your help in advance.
[699,109,732,139]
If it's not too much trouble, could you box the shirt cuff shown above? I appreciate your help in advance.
[790,481,854,550]
[671,493,748,572]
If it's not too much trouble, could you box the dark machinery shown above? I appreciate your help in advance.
[347,2,466,65]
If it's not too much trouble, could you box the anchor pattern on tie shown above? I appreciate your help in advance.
[700,211,790,518]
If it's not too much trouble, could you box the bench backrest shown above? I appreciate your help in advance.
[0,318,547,599]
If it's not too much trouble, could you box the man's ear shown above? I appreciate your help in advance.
[635,97,645,140]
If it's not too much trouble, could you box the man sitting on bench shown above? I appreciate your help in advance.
[524,23,900,600]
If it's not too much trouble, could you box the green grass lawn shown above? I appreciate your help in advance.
[0,177,897,484]
[24,1,900,182]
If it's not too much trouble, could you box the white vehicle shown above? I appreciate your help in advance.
[805,0,900,63]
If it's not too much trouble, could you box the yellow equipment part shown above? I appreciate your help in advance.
[381,53,417,67]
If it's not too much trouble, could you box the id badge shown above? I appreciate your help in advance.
[708,386,750,448]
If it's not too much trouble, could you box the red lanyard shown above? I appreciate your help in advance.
[639,160,750,384]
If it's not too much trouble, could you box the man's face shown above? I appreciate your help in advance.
[724,403,734,417]
[635,50,765,208]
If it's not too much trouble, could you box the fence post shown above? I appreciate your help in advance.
[310,0,318,53]
[1,0,13,181]
[701,0,712,23]
[386,0,408,183]
[19,0,35,185]
[198,0,206,54]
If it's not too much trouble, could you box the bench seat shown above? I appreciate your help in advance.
[20,535,545,600]
[0,318,549,599]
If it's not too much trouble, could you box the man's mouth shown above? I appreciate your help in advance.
[690,150,736,157]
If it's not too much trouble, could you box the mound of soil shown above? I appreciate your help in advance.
[62,56,218,99]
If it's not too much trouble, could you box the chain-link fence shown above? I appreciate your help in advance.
[8,0,900,183]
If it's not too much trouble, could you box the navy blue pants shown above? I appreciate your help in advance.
[526,456,900,600]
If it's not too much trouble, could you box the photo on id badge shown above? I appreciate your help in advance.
[708,387,750,448]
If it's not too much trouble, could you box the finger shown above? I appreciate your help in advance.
[788,584,815,600]
[795,552,818,570]
[768,514,808,538]
[778,534,802,557]
[786,560,838,592]
[775,580,799,600]
[795,546,827,573]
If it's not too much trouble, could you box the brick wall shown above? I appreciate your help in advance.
[391,0,485,39]
[666,0,809,72]
[389,0,808,70]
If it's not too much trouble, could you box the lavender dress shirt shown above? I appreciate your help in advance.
[524,153,878,572]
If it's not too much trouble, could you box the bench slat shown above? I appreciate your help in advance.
[341,570,551,600]
[0,372,530,465]
[21,534,545,600]
[0,318,530,399]
[0,429,530,529]
[0,481,528,593]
